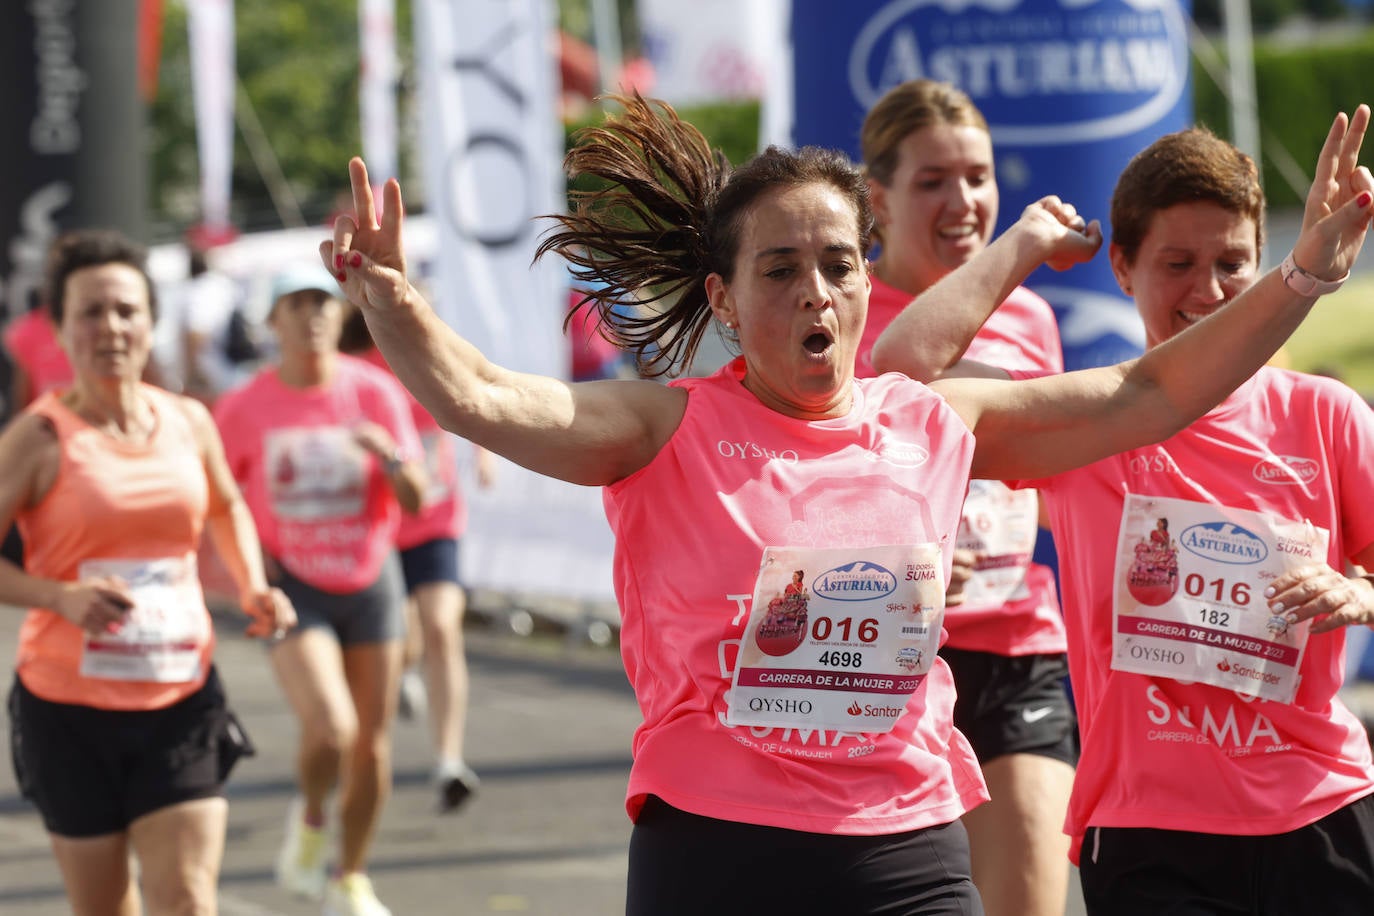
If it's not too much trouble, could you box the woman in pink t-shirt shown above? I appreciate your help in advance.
[321,95,1371,915]
[855,80,1075,916]
[213,265,424,916]
[3,302,73,410]
[876,118,1374,915]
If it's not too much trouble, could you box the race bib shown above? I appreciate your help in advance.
[266,426,367,521]
[79,556,209,683]
[1112,494,1327,703]
[954,481,1037,610]
[727,544,946,733]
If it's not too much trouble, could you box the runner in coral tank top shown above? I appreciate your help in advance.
[0,229,292,915]
[321,94,1369,915]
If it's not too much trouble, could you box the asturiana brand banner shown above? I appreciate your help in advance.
[791,0,1193,370]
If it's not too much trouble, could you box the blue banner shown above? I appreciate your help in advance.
[791,0,1193,370]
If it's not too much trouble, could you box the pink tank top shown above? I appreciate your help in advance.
[1014,368,1374,857]
[16,386,213,710]
[605,358,987,834]
[858,277,1066,655]
[213,356,420,592]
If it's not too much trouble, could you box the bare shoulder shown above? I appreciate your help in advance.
[0,411,61,504]
[609,377,688,443]
[0,411,59,455]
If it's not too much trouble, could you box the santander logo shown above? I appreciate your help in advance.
[1252,455,1320,486]
[847,701,864,716]
[1217,658,1232,672]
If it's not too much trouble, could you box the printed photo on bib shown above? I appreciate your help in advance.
[1112,494,1327,703]
[727,544,946,733]
[79,555,209,682]
[266,426,367,521]
[954,480,1037,610]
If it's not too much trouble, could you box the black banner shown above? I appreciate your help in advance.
[0,0,147,327]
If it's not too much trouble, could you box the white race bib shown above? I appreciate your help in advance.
[79,556,209,683]
[954,481,1037,610]
[1111,494,1326,703]
[727,544,946,733]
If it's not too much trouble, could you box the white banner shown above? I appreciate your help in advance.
[638,0,787,106]
[415,0,611,601]
[358,0,398,185]
[458,455,616,604]
[186,0,235,231]
[413,0,567,378]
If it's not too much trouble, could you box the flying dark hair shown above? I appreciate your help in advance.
[537,94,872,377]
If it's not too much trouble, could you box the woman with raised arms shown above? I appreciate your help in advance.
[321,96,1371,915]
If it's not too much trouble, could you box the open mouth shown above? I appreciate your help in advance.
[803,330,834,356]
[1177,308,1215,325]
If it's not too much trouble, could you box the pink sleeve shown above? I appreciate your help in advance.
[369,376,423,460]
[1334,388,1374,560]
[211,393,250,484]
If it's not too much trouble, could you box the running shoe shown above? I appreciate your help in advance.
[324,872,392,916]
[275,798,329,901]
[397,668,427,722]
[435,760,480,813]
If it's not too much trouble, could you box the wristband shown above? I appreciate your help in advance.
[1280,251,1347,297]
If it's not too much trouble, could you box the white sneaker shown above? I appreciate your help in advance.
[434,760,480,813]
[324,872,392,916]
[275,798,328,901]
[397,668,427,722]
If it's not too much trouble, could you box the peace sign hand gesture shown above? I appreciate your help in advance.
[1290,105,1374,286]
[320,157,411,313]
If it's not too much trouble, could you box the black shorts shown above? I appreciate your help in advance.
[273,552,406,646]
[941,646,1078,767]
[398,537,461,592]
[626,796,983,916]
[1078,792,1374,916]
[1,523,23,567]
[7,667,254,838]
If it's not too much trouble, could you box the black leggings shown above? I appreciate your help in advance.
[626,796,983,916]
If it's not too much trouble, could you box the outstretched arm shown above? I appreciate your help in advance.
[321,158,686,487]
[939,106,1374,481]
[871,196,1101,382]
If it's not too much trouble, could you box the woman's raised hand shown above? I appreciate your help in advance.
[320,157,411,313]
[1291,105,1374,283]
[1018,195,1102,273]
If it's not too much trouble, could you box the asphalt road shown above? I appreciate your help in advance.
[0,606,1097,915]
[0,613,641,916]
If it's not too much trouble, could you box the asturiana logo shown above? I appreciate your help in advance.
[1252,455,1320,486]
[846,0,1190,145]
[868,438,930,468]
[1180,522,1268,565]
[814,562,898,601]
